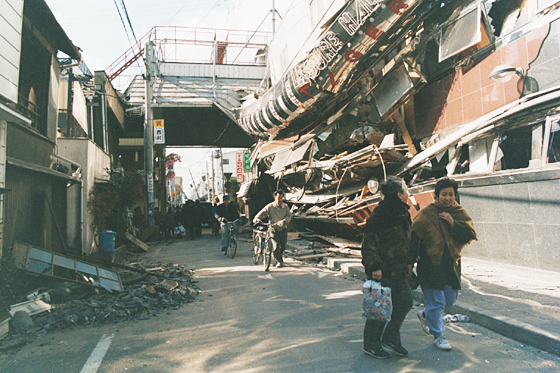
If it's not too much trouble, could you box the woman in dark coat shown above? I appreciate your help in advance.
[412,177,476,351]
[361,176,414,359]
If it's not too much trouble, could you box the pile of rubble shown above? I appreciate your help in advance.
[1,262,198,350]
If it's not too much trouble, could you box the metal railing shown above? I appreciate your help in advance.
[106,26,271,81]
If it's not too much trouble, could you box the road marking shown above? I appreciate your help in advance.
[80,333,114,373]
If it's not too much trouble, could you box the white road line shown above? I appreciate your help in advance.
[80,333,114,373]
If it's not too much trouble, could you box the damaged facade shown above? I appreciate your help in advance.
[237,0,560,272]
[0,0,126,258]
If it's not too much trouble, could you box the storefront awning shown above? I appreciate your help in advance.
[7,157,82,183]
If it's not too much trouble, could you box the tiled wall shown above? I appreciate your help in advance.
[415,23,550,139]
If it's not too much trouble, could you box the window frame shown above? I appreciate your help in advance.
[543,113,560,166]
[438,3,493,63]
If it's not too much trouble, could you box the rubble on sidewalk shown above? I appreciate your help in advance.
[0,261,198,351]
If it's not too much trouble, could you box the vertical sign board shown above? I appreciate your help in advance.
[243,151,251,171]
[236,153,243,182]
[147,174,154,197]
[154,119,165,144]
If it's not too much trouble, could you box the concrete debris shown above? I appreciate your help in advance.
[11,311,34,334]
[9,299,52,317]
[0,262,198,349]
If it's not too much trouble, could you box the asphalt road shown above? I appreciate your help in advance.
[2,233,560,372]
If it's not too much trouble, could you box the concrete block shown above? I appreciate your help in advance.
[325,258,362,270]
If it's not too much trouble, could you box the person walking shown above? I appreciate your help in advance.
[361,176,414,359]
[253,190,292,268]
[215,195,240,252]
[412,177,476,351]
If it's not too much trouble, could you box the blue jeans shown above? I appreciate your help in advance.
[421,285,457,338]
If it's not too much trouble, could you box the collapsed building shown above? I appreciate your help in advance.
[236,0,560,272]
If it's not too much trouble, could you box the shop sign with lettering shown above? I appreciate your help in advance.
[154,119,165,144]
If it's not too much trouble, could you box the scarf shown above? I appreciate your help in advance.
[411,200,476,265]
[365,196,411,232]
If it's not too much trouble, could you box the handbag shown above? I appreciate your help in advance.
[362,280,393,322]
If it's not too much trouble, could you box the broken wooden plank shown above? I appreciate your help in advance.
[299,233,361,249]
[297,253,335,260]
[125,232,149,252]
[392,111,417,156]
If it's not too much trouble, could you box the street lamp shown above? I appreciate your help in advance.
[489,64,525,83]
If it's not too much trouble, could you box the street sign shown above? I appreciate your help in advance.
[236,153,243,182]
[154,119,165,144]
[243,151,251,171]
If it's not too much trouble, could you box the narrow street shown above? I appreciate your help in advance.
[1,232,559,372]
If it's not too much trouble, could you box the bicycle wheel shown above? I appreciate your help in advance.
[228,235,237,258]
[263,239,272,271]
[252,237,260,264]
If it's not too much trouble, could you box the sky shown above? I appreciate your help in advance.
[45,0,293,199]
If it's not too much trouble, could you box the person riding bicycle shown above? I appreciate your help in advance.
[215,195,240,252]
[253,190,292,268]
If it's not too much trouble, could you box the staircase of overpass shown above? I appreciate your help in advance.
[108,26,271,147]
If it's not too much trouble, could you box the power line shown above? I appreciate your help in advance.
[120,0,140,46]
[113,0,135,51]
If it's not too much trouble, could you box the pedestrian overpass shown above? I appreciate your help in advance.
[108,26,271,148]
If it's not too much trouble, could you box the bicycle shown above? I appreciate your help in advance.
[223,218,239,258]
[252,223,272,271]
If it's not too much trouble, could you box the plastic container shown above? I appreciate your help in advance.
[98,230,117,253]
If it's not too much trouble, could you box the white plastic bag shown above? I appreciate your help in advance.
[362,280,392,322]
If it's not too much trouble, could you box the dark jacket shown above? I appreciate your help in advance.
[216,202,239,222]
[361,197,413,280]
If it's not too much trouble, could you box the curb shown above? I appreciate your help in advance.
[287,242,560,356]
[412,290,560,356]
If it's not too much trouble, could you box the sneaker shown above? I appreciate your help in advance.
[382,342,408,357]
[363,347,390,359]
[433,335,452,351]
[275,262,284,268]
[417,310,430,335]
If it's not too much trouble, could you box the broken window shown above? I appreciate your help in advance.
[487,0,524,37]
[13,242,123,292]
[453,135,493,175]
[547,119,560,164]
[371,64,414,117]
[494,122,544,171]
[439,4,492,62]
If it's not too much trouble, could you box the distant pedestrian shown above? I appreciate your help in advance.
[194,201,202,238]
[182,201,196,240]
[253,190,292,268]
[211,197,220,236]
[412,177,476,351]
[153,207,165,241]
[361,176,414,359]
[164,207,176,242]
[215,195,239,252]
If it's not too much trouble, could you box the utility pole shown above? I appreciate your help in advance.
[219,147,225,195]
[272,0,276,35]
[211,152,216,200]
[188,168,201,201]
[206,161,210,202]
[144,40,155,218]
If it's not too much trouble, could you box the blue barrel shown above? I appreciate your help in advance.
[99,230,117,253]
